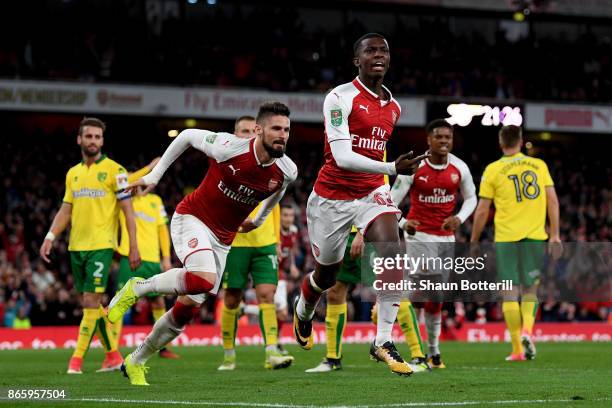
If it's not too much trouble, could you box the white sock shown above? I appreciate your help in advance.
[375,301,400,347]
[134,268,186,296]
[265,345,277,353]
[244,304,259,315]
[224,349,236,358]
[425,312,442,356]
[131,310,184,364]
[296,295,315,321]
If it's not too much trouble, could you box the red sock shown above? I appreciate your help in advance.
[424,301,442,314]
[171,301,201,326]
[184,272,214,294]
[301,273,322,305]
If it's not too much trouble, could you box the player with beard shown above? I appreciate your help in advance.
[390,119,477,369]
[293,33,429,376]
[218,115,294,371]
[107,102,297,385]
[40,117,141,374]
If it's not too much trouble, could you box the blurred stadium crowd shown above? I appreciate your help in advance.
[1,125,610,329]
[1,2,611,102]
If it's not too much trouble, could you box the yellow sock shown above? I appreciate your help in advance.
[110,317,123,351]
[94,305,117,353]
[520,296,538,336]
[152,307,166,322]
[259,303,278,346]
[502,301,523,355]
[397,300,425,359]
[221,304,240,350]
[73,308,100,358]
[325,303,347,360]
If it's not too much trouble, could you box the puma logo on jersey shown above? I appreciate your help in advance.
[359,104,370,114]
[228,165,240,175]
[418,175,429,183]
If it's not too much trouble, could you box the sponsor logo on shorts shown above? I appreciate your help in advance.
[188,238,198,248]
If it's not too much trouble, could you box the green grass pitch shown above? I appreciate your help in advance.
[0,342,610,407]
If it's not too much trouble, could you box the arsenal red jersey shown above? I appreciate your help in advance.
[176,136,297,245]
[279,224,299,274]
[314,77,401,200]
[391,154,475,236]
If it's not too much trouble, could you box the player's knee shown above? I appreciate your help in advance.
[184,271,215,294]
[224,289,242,309]
[326,282,347,304]
[255,284,276,304]
[313,264,340,291]
[82,292,102,309]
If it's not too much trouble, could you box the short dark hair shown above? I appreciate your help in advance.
[426,119,452,135]
[234,115,255,130]
[281,203,294,211]
[353,33,387,56]
[256,102,290,124]
[79,117,106,135]
[499,125,522,148]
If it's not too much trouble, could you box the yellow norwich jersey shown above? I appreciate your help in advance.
[63,155,130,251]
[232,203,280,248]
[479,152,554,242]
[118,193,168,263]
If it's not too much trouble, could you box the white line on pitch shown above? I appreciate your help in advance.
[1,396,607,407]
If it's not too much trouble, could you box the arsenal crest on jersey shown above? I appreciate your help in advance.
[188,237,198,248]
[451,173,459,184]
[268,179,280,191]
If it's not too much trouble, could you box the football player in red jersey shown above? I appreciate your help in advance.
[107,102,297,385]
[279,204,300,280]
[293,33,429,376]
[390,119,477,368]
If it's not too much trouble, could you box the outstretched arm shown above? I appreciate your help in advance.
[139,129,226,188]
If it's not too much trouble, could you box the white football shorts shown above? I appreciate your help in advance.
[170,212,230,303]
[307,184,401,265]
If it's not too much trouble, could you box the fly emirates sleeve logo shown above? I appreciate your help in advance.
[351,126,387,151]
[217,181,260,206]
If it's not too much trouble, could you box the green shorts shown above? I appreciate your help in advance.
[496,239,545,287]
[118,257,162,298]
[337,233,362,285]
[70,249,114,294]
[223,243,278,289]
